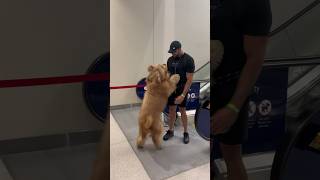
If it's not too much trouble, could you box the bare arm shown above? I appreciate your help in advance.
[182,73,193,97]
[230,35,269,109]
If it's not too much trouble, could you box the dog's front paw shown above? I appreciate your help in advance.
[171,74,180,84]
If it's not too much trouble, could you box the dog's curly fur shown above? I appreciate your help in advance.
[211,40,224,72]
[136,64,180,149]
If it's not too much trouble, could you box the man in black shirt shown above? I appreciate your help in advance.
[163,41,195,144]
[211,0,272,179]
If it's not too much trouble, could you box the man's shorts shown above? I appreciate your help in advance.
[167,84,187,107]
[212,79,249,145]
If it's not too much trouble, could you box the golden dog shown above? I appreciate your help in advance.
[211,40,224,72]
[136,64,180,149]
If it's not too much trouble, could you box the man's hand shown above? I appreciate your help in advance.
[175,95,184,104]
[212,107,238,135]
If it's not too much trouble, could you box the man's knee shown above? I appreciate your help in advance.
[169,106,177,113]
[179,107,187,114]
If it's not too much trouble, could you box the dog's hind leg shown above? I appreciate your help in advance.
[137,128,148,149]
[151,121,163,149]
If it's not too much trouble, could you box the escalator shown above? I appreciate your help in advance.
[271,109,320,180]
[210,0,320,179]
[268,62,320,180]
[192,62,210,140]
[193,61,210,104]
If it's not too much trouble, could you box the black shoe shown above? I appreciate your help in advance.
[163,130,174,141]
[183,132,189,144]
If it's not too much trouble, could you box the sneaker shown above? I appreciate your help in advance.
[163,130,174,141]
[183,132,189,144]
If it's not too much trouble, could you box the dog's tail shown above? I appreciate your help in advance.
[144,115,153,130]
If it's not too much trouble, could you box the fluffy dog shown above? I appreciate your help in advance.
[136,64,180,149]
[211,40,224,72]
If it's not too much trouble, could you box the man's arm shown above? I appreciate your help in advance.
[212,0,271,134]
[229,0,271,109]
[181,73,193,97]
[230,35,269,109]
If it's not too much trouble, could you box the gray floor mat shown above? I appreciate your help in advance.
[1,143,97,180]
[111,106,210,180]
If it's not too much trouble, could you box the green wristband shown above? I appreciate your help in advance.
[226,103,240,113]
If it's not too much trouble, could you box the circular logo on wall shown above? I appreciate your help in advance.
[136,78,146,100]
[248,101,256,117]
[258,100,272,116]
[83,53,109,123]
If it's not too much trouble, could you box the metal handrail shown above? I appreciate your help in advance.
[194,61,209,73]
[264,56,320,67]
[269,0,320,37]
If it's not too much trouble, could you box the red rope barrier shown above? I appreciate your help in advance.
[110,84,145,89]
[0,73,108,88]
[0,73,146,89]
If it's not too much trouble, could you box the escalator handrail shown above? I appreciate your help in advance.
[287,66,320,103]
[195,0,320,80]
[269,0,320,37]
[270,110,320,180]
[288,66,315,87]
[193,79,210,83]
[194,0,320,88]
[194,61,210,74]
[195,57,320,75]
[193,61,210,84]
[264,56,320,67]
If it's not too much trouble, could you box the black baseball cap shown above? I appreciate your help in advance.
[168,41,182,53]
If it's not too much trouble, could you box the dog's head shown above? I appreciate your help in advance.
[146,64,169,84]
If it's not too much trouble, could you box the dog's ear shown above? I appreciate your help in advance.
[162,64,167,69]
[148,65,154,72]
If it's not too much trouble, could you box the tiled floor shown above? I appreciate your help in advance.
[0,112,271,180]
[166,163,210,180]
[111,107,210,180]
[110,110,211,180]
[0,113,210,180]
[1,143,98,180]
[110,113,150,180]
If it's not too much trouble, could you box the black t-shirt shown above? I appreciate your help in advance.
[211,0,272,77]
[167,53,195,87]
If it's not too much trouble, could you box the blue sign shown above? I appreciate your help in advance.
[136,78,146,100]
[186,82,200,110]
[83,53,109,123]
[195,107,210,141]
[136,81,200,113]
[164,82,200,113]
[214,67,288,158]
[244,67,288,154]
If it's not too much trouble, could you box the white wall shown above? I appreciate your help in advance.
[110,0,154,106]
[266,0,319,58]
[153,0,175,65]
[270,0,314,30]
[0,0,107,140]
[174,0,210,68]
[111,0,209,106]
